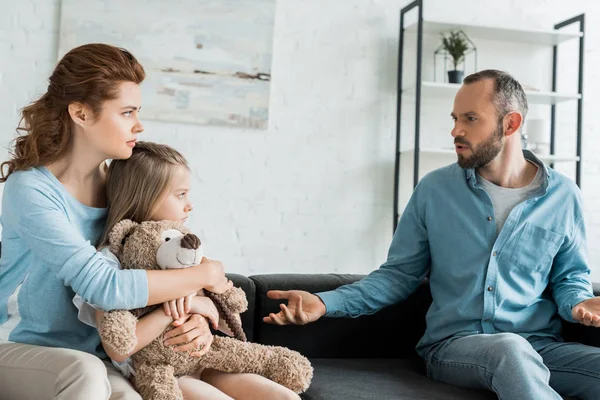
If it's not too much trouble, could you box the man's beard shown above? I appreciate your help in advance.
[456,121,504,169]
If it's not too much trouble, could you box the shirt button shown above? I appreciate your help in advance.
[487,216,492,221]
[492,251,497,256]
[487,286,493,291]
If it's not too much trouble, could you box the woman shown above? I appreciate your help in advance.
[0,43,230,400]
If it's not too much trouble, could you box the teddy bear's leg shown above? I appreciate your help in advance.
[134,362,183,400]
[260,345,313,394]
[201,337,313,394]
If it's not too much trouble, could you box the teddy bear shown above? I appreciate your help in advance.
[98,219,313,400]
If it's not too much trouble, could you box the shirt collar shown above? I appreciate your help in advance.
[465,150,551,192]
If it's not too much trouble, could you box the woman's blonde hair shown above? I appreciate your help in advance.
[1,43,145,182]
[97,141,189,247]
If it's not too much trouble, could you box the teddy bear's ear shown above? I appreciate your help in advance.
[108,219,139,257]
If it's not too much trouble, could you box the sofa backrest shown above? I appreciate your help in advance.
[246,273,431,359]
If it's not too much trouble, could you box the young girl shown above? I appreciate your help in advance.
[81,141,300,400]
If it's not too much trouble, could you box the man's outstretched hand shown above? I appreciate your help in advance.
[572,297,600,327]
[262,290,327,325]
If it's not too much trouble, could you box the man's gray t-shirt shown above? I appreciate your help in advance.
[477,162,543,235]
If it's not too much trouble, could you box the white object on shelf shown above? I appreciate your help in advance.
[400,148,580,163]
[403,82,581,105]
[525,119,550,155]
[404,20,582,46]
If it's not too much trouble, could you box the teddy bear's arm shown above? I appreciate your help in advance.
[205,287,248,341]
[210,286,248,314]
[98,310,138,356]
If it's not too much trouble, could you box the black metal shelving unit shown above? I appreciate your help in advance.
[393,0,585,232]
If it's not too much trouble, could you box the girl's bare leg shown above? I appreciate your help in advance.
[201,369,300,400]
[178,375,233,400]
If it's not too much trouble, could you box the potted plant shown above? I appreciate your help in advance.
[440,31,469,84]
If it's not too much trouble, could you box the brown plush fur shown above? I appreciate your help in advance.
[99,220,313,400]
[205,290,247,341]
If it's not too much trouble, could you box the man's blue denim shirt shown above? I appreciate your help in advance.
[318,151,594,357]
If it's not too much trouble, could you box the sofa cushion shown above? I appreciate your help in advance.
[301,358,496,400]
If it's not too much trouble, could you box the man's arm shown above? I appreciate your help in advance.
[550,214,595,323]
[264,183,431,325]
[317,186,430,318]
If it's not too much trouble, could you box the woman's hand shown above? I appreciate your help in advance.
[163,313,214,357]
[195,258,233,294]
[163,293,196,320]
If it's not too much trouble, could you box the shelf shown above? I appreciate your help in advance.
[401,148,580,164]
[403,82,581,105]
[404,20,582,46]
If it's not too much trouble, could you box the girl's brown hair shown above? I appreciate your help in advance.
[0,43,146,182]
[97,141,189,248]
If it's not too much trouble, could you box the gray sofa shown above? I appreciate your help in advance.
[228,273,600,400]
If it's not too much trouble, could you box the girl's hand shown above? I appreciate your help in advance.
[163,293,197,320]
[173,296,219,329]
[163,313,214,357]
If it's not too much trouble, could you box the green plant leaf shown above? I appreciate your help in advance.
[440,31,469,70]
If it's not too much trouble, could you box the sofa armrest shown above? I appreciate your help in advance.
[561,283,600,347]
[249,273,431,359]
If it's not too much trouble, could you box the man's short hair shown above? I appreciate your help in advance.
[463,69,528,123]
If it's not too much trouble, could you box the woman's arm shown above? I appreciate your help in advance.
[3,181,231,310]
[146,258,232,306]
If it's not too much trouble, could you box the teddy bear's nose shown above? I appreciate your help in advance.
[180,233,201,250]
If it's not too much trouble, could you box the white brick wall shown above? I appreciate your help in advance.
[1,0,599,281]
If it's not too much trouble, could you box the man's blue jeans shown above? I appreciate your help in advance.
[425,332,600,399]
